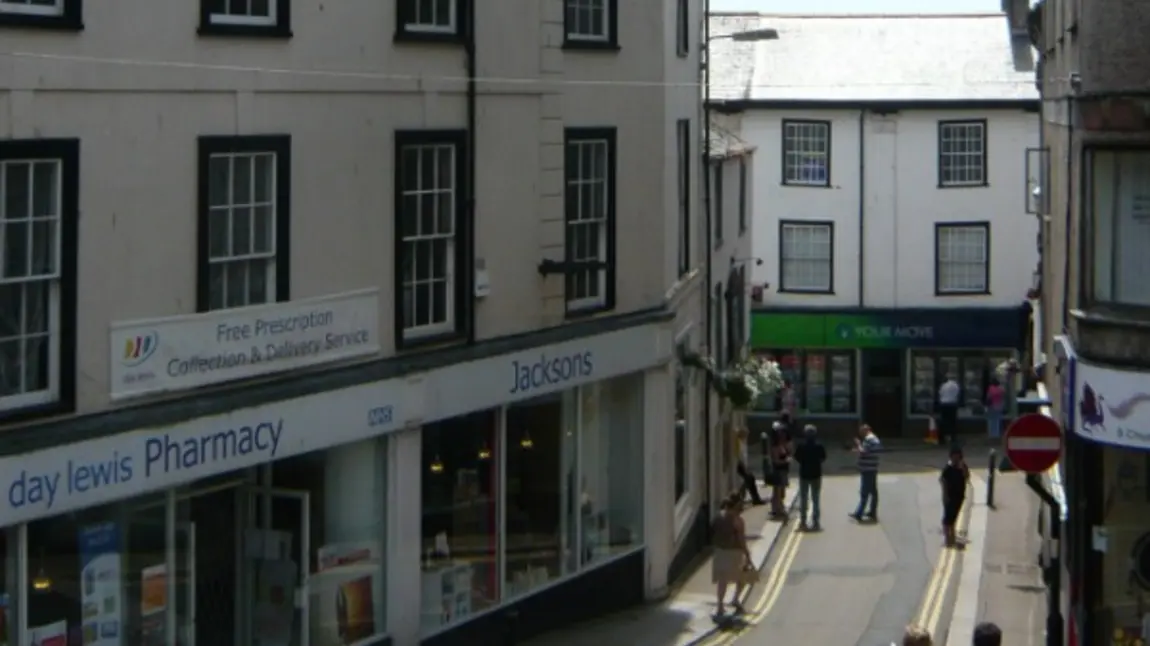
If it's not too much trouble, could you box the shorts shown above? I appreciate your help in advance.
[942,499,964,526]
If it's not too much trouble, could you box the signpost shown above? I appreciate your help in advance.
[1004,413,1064,473]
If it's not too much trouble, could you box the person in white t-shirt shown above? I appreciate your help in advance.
[937,375,961,447]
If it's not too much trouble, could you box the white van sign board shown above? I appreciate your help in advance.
[110,289,380,400]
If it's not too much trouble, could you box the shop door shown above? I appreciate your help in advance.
[863,350,904,436]
[242,488,311,646]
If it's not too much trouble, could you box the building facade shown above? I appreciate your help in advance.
[709,12,1041,439]
[1026,0,1150,641]
[0,1,712,645]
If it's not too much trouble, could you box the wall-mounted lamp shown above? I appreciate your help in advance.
[429,455,445,474]
[478,444,492,460]
[520,431,534,450]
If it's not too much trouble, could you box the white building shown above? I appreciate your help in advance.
[709,13,1040,439]
[0,1,729,645]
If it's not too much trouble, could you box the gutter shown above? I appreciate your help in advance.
[465,1,478,344]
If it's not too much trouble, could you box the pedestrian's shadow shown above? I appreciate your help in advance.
[712,613,751,631]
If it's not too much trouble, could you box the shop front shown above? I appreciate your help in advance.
[0,321,673,646]
[749,307,1027,437]
[1057,342,1150,646]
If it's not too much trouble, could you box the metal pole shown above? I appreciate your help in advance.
[987,449,997,509]
[1046,498,1064,646]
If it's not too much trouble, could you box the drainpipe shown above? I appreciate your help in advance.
[1060,96,1072,333]
[465,0,478,344]
[857,110,865,307]
[701,0,714,522]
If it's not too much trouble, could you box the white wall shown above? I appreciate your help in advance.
[740,108,1040,309]
[0,0,705,418]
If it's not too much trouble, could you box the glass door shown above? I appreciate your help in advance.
[242,489,310,646]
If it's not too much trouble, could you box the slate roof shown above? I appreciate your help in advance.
[708,13,1039,103]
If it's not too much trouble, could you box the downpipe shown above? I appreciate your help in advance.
[464,0,478,345]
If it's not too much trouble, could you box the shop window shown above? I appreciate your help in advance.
[0,529,10,646]
[421,410,500,634]
[578,376,643,565]
[504,395,569,598]
[1100,446,1150,645]
[908,351,1011,416]
[674,352,688,503]
[752,349,856,414]
[1087,149,1150,308]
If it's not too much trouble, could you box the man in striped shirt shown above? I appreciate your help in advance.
[851,424,882,522]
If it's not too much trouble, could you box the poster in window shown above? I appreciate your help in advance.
[806,354,827,412]
[139,564,167,646]
[830,355,852,412]
[962,360,985,413]
[78,522,123,646]
[27,620,66,646]
[912,356,936,414]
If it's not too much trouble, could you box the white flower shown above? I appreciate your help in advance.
[995,359,1020,377]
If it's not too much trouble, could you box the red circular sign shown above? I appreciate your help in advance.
[1004,413,1064,473]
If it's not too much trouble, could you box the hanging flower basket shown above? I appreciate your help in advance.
[995,359,1021,378]
[680,350,784,410]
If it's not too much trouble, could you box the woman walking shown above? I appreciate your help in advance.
[711,494,752,618]
[985,378,1006,440]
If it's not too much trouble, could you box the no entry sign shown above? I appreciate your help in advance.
[1004,413,1064,473]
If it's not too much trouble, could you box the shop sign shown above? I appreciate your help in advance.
[110,289,381,401]
[1075,360,1150,449]
[751,308,1023,349]
[0,379,404,526]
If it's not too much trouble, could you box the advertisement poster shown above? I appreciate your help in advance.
[139,565,167,646]
[78,523,123,646]
[27,620,66,646]
[311,542,381,646]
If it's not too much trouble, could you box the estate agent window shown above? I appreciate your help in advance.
[752,349,856,414]
[908,350,1012,416]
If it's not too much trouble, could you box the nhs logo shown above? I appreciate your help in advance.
[367,406,394,428]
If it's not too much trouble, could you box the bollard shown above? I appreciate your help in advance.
[986,449,997,509]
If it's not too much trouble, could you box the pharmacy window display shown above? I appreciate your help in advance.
[15,439,390,646]
[419,374,644,635]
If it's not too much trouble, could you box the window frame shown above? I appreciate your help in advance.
[0,138,79,423]
[393,129,469,349]
[781,119,831,188]
[1080,146,1150,313]
[752,349,857,415]
[738,157,748,235]
[713,283,725,370]
[196,135,292,313]
[937,119,989,188]
[198,0,291,38]
[712,162,724,248]
[563,127,617,316]
[562,0,619,51]
[906,350,1012,417]
[0,0,81,29]
[777,219,834,294]
[395,0,466,42]
[934,221,991,296]
[676,119,691,277]
[675,0,688,57]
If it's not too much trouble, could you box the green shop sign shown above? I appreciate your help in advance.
[750,309,1022,350]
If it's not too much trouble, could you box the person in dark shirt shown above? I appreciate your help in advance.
[940,447,970,547]
[792,424,827,531]
[768,417,794,519]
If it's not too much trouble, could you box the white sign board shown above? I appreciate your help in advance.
[110,290,380,400]
[1075,359,1150,449]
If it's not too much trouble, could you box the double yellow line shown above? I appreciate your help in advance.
[913,497,972,638]
[705,525,805,646]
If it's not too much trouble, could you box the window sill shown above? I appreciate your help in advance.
[0,398,75,427]
[394,28,464,45]
[1071,306,1150,330]
[937,182,990,189]
[562,39,621,52]
[0,13,82,31]
[777,288,834,295]
[395,328,466,352]
[198,22,292,38]
[781,181,832,189]
[565,303,614,320]
[934,289,991,297]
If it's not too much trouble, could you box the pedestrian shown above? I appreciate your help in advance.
[736,425,765,505]
[897,624,933,646]
[711,493,752,618]
[940,447,970,547]
[781,381,797,420]
[972,622,1002,646]
[792,424,827,531]
[984,378,1006,440]
[769,419,793,519]
[851,424,882,522]
[937,374,961,447]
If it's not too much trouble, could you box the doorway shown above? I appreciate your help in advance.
[862,349,904,436]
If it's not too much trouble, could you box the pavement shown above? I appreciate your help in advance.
[521,443,1051,646]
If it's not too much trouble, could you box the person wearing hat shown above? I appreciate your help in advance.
[940,446,970,547]
[792,424,827,531]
